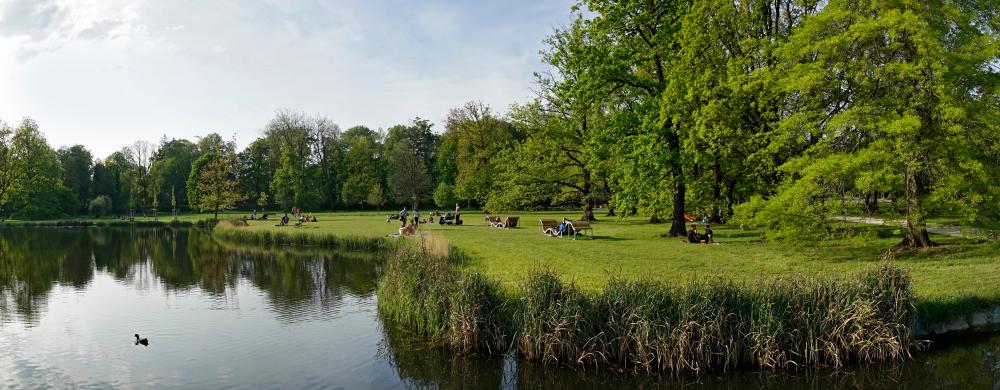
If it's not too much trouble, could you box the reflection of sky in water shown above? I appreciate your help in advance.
[1,228,999,389]
[0,270,394,388]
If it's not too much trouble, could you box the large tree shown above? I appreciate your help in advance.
[664,0,815,222]
[387,139,432,209]
[56,145,94,213]
[340,126,381,209]
[442,101,521,205]
[494,23,609,220]
[150,138,198,211]
[3,119,75,219]
[572,0,689,235]
[740,0,1000,247]
[194,149,243,219]
[237,138,274,210]
[266,111,323,210]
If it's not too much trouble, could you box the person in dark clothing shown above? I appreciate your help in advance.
[687,224,706,243]
[703,224,714,243]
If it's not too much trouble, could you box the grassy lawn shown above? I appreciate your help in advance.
[11,210,999,314]
[186,210,1000,311]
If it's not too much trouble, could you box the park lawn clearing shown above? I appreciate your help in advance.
[197,210,1000,317]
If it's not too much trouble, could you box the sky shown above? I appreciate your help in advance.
[0,0,575,158]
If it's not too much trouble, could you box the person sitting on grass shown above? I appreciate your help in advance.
[703,224,714,243]
[398,222,416,236]
[278,213,289,227]
[687,224,705,243]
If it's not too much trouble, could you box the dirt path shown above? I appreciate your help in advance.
[832,216,984,238]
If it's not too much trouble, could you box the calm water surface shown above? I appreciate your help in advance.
[1,227,998,389]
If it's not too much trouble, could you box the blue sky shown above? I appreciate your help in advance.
[0,0,575,157]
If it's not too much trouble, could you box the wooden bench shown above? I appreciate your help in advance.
[500,216,519,228]
[540,219,558,235]
[569,220,593,239]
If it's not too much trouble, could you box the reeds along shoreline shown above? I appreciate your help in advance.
[212,227,398,252]
[378,243,918,374]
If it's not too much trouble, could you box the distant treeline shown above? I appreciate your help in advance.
[3,0,999,247]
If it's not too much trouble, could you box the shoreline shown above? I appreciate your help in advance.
[209,225,1000,373]
[4,221,998,372]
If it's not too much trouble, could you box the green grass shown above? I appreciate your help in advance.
[205,211,1000,311]
[12,209,999,319]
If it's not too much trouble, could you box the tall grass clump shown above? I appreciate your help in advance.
[378,254,918,374]
[511,263,916,373]
[377,236,511,353]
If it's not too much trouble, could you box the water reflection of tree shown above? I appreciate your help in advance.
[0,227,381,326]
[0,229,90,324]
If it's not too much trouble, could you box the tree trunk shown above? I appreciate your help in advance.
[581,168,595,221]
[710,158,723,223]
[901,165,933,247]
[668,183,687,236]
[667,131,686,237]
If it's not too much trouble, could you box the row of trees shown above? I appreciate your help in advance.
[0,106,521,220]
[1,0,997,247]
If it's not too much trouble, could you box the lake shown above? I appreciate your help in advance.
[1,227,998,389]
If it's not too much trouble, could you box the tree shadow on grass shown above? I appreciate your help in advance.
[578,235,630,241]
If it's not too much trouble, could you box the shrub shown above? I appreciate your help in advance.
[88,195,113,218]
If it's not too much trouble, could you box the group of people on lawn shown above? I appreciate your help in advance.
[395,203,461,232]
[276,208,319,226]
[687,224,713,244]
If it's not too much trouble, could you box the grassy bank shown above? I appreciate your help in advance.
[378,241,917,373]
[11,209,998,323]
[198,210,999,321]
[212,224,398,252]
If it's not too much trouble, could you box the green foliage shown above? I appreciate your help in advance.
[56,145,93,212]
[150,139,197,210]
[267,111,322,210]
[88,195,113,217]
[340,129,381,209]
[194,151,243,219]
[433,182,457,208]
[366,183,386,209]
[186,151,217,210]
[387,139,432,207]
[443,101,521,204]
[736,0,1000,245]
[3,119,74,219]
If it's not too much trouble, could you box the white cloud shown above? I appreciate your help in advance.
[0,0,574,157]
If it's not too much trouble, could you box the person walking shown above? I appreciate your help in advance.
[399,207,408,227]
